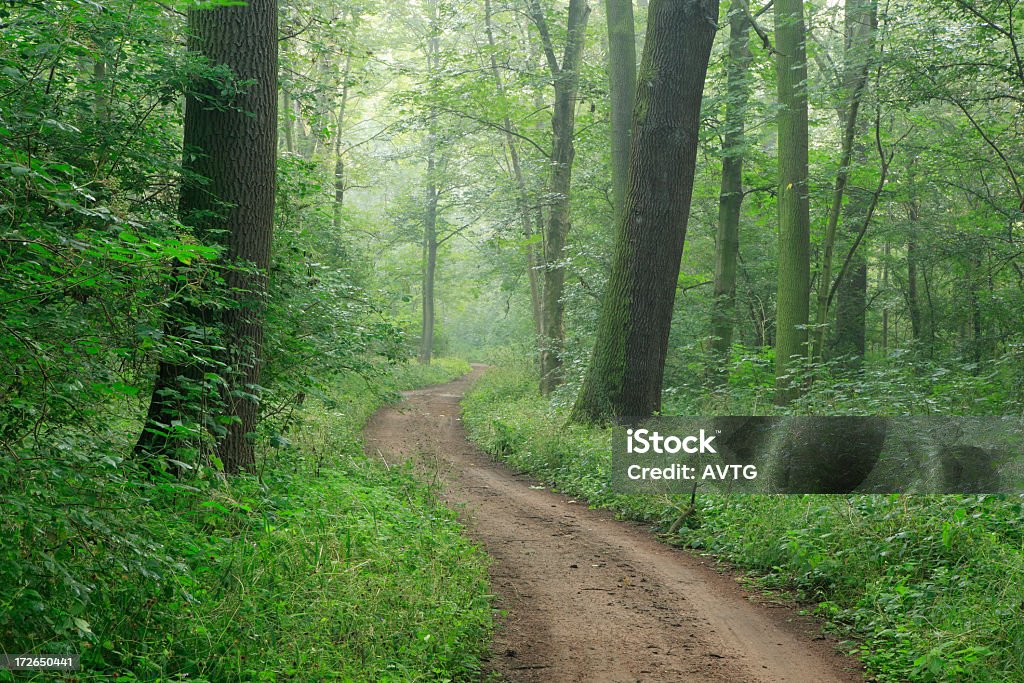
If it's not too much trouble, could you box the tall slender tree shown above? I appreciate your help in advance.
[707,0,753,387]
[813,0,877,363]
[527,0,591,395]
[571,0,720,423]
[485,0,544,336]
[419,1,442,365]
[137,0,278,473]
[773,0,811,405]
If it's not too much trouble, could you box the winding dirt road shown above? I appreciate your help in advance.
[363,367,865,683]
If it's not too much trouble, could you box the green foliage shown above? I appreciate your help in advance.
[463,365,1024,683]
[261,153,407,428]
[1,365,489,682]
[387,357,472,390]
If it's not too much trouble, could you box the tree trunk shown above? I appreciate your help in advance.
[881,239,889,353]
[813,0,876,364]
[707,0,752,387]
[831,237,867,364]
[333,48,353,231]
[571,0,720,423]
[969,258,985,366]
[907,236,921,339]
[773,0,811,405]
[420,8,441,365]
[282,88,295,154]
[420,148,439,365]
[137,0,278,474]
[904,168,931,351]
[604,0,637,223]
[528,0,591,395]
[485,0,543,336]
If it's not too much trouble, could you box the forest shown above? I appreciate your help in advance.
[1,0,1023,680]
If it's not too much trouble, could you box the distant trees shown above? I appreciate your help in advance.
[419,0,442,366]
[137,0,278,473]
[571,0,720,422]
[484,0,544,336]
[813,0,878,365]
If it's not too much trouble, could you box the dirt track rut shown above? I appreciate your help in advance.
[363,367,865,683]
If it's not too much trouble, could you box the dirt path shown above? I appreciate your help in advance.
[363,367,865,683]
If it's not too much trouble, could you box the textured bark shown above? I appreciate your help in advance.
[571,0,720,423]
[137,0,277,474]
[773,0,811,405]
[529,0,591,395]
[604,0,637,223]
[486,0,543,335]
[707,0,752,387]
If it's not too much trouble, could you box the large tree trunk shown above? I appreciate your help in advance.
[137,0,277,474]
[571,0,720,423]
[773,0,811,405]
[707,0,752,388]
[604,0,637,223]
[485,0,543,336]
[528,0,591,395]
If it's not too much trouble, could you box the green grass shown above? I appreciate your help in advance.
[0,357,490,682]
[461,365,1024,683]
[387,358,472,392]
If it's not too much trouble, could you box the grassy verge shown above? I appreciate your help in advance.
[1,357,489,682]
[461,365,1024,683]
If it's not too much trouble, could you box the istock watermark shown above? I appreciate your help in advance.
[625,428,718,454]
[611,416,1024,495]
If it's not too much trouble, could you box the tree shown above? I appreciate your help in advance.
[707,0,753,387]
[419,1,442,365]
[571,0,721,423]
[527,0,591,395]
[773,0,811,405]
[812,0,877,364]
[484,0,544,336]
[604,0,637,223]
[137,0,278,473]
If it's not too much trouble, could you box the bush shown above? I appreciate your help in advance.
[1,362,490,682]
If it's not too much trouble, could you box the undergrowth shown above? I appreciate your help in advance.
[462,364,1024,683]
[1,357,488,682]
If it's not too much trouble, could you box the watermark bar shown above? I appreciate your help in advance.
[0,654,80,671]
[611,416,1024,494]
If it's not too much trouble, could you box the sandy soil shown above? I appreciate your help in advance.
[363,366,866,683]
